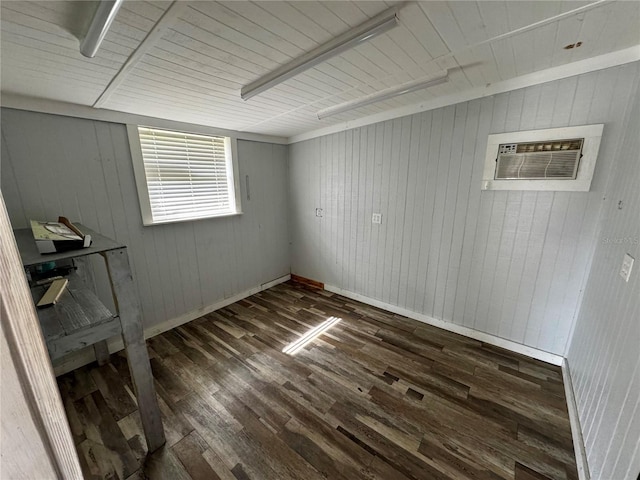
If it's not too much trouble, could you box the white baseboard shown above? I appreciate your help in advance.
[52,274,291,375]
[562,359,590,480]
[324,284,564,366]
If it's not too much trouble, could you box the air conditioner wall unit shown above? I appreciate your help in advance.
[482,124,604,191]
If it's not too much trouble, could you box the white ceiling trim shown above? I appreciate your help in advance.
[288,46,640,144]
[93,1,186,108]
[0,93,288,145]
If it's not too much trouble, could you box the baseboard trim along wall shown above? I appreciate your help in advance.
[324,283,564,366]
[290,273,325,290]
[562,359,591,480]
[52,274,291,376]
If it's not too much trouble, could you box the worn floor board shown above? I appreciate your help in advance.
[58,281,578,479]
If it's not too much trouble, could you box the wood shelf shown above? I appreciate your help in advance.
[31,284,121,362]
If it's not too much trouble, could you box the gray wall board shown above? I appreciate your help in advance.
[567,70,640,480]
[1,109,290,329]
[288,62,640,356]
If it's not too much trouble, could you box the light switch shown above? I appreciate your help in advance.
[620,253,634,282]
[315,208,323,217]
[372,213,382,224]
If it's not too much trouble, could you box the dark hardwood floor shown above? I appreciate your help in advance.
[58,281,578,480]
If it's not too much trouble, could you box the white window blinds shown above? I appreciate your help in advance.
[136,126,237,224]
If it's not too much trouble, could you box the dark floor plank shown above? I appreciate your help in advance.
[57,281,579,480]
[172,431,223,480]
[90,363,138,421]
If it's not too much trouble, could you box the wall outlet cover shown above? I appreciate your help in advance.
[372,213,382,224]
[619,253,634,282]
[315,208,323,217]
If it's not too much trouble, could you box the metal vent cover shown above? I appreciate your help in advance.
[495,139,584,180]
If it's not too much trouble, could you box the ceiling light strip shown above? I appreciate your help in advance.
[80,0,124,58]
[316,71,449,120]
[241,7,400,101]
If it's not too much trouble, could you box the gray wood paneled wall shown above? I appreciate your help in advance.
[1,109,289,329]
[289,62,639,356]
[567,74,640,479]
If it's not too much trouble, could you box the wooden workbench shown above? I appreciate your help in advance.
[14,224,166,453]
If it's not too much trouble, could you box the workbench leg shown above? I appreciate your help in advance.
[103,249,165,453]
[93,340,110,366]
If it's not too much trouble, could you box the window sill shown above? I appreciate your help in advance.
[142,210,243,227]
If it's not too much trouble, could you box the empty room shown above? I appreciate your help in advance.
[1,1,639,479]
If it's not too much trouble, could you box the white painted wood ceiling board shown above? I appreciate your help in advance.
[136,58,312,115]
[166,12,358,99]
[439,57,474,92]
[0,38,118,79]
[105,95,248,131]
[587,1,640,56]
[322,2,429,75]
[0,79,93,110]
[475,2,511,39]
[284,1,406,78]
[118,1,169,24]
[531,23,559,72]
[569,4,613,61]
[218,2,369,90]
[138,54,314,116]
[137,56,241,92]
[447,1,490,46]
[511,31,540,78]
[454,48,492,86]
[0,14,126,68]
[151,34,260,84]
[182,5,291,67]
[248,1,402,88]
[2,2,141,61]
[134,4,418,124]
[111,69,330,126]
[197,2,304,61]
[115,76,291,121]
[395,2,450,59]
[551,15,586,67]
[490,37,518,80]
[3,0,640,138]
[211,2,363,94]
[505,1,561,32]
[0,0,172,108]
[469,45,503,85]
[0,45,116,105]
[417,2,469,52]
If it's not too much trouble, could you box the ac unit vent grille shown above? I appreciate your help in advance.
[495,138,583,180]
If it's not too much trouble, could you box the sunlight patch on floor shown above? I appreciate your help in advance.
[282,317,342,355]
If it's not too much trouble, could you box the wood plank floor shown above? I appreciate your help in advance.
[58,281,579,480]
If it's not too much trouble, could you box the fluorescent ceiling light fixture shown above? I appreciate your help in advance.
[80,0,123,58]
[241,7,399,100]
[316,71,450,120]
[282,317,342,355]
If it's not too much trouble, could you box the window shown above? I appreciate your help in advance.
[128,125,241,225]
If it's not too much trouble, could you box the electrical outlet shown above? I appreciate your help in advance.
[619,253,634,282]
[315,208,323,217]
[372,213,382,224]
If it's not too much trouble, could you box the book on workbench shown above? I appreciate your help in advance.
[30,217,92,254]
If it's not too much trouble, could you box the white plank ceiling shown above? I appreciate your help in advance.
[1,1,639,138]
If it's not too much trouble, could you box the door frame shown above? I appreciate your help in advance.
[0,192,82,478]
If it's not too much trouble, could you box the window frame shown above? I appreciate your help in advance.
[127,124,243,226]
